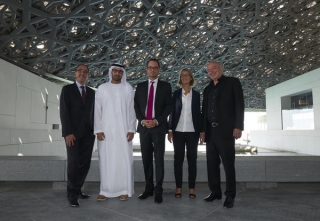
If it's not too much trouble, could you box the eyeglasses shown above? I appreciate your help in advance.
[76,69,89,74]
[112,69,123,74]
[147,67,159,71]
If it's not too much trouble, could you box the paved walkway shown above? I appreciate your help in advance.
[1,181,319,221]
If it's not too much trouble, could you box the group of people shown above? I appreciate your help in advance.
[59,58,244,209]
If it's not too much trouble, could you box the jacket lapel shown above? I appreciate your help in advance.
[85,86,93,104]
[216,77,226,97]
[142,81,149,110]
[177,88,182,104]
[155,80,161,103]
[191,88,197,104]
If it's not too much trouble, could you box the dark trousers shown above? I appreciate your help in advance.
[206,127,236,198]
[66,127,95,201]
[139,130,165,194]
[173,131,199,189]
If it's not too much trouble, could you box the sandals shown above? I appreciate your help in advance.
[175,188,196,199]
[119,195,128,201]
[175,188,182,198]
[97,195,106,201]
[189,189,196,199]
[175,193,182,198]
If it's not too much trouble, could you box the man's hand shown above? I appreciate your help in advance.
[142,120,157,128]
[65,134,76,147]
[199,132,205,144]
[127,132,134,142]
[167,131,173,143]
[233,128,242,140]
[97,132,105,141]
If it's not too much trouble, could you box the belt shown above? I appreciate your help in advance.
[211,122,218,127]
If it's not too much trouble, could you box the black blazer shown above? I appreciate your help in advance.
[168,88,201,134]
[201,76,244,140]
[60,82,95,139]
[134,79,172,134]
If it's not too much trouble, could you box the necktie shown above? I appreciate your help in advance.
[146,81,154,120]
[81,86,86,104]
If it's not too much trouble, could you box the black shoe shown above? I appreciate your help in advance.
[203,192,222,202]
[69,199,80,207]
[79,192,90,199]
[154,193,163,204]
[223,196,234,208]
[138,191,153,199]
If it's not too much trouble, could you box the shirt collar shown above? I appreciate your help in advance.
[149,78,158,84]
[182,88,192,96]
[218,75,225,82]
[210,75,225,86]
[76,81,85,88]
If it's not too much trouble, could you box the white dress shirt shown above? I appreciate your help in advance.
[176,89,195,132]
[76,81,86,94]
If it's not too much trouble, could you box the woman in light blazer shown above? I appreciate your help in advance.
[168,68,201,199]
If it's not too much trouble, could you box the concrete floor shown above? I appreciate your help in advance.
[1,181,320,221]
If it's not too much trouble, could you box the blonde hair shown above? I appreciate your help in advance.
[178,68,195,87]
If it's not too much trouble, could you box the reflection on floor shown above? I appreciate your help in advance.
[130,146,309,157]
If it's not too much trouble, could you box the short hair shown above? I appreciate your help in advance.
[146,58,160,68]
[178,68,195,87]
[208,60,223,70]
[76,64,89,73]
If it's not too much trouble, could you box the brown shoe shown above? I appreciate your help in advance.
[119,195,128,201]
[97,195,106,201]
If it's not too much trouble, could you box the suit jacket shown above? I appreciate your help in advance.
[168,88,201,134]
[201,76,244,140]
[134,79,172,134]
[60,82,95,139]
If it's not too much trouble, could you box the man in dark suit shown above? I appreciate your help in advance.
[200,60,244,208]
[134,58,172,204]
[60,64,95,207]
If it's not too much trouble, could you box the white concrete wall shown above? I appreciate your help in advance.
[0,59,66,156]
[251,68,320,155]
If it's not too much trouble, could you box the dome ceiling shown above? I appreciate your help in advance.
[0,0,320,110]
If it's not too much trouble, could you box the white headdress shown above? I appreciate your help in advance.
[108,63,127,84]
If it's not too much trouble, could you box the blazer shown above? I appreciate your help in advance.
[134,79,172,134]
[201,75,244,140]
[60,82,95,139]
[168,88,201,134]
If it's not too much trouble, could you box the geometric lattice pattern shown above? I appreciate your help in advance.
[1,0,320,110]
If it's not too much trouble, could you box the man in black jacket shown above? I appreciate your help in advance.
[200,60,244,208]
[134,59,172,204]
[60,64,95,207]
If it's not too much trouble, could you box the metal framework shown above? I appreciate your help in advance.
[1,0,320,110]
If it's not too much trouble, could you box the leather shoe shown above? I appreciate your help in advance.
[154,193,163,204]
[223,196,234,208]
[203,192,222,202]
[79,192,90,199]
[138,191,153,199]
[69,199,80,207]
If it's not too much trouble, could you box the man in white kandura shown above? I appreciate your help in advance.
[94,63,136,201]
